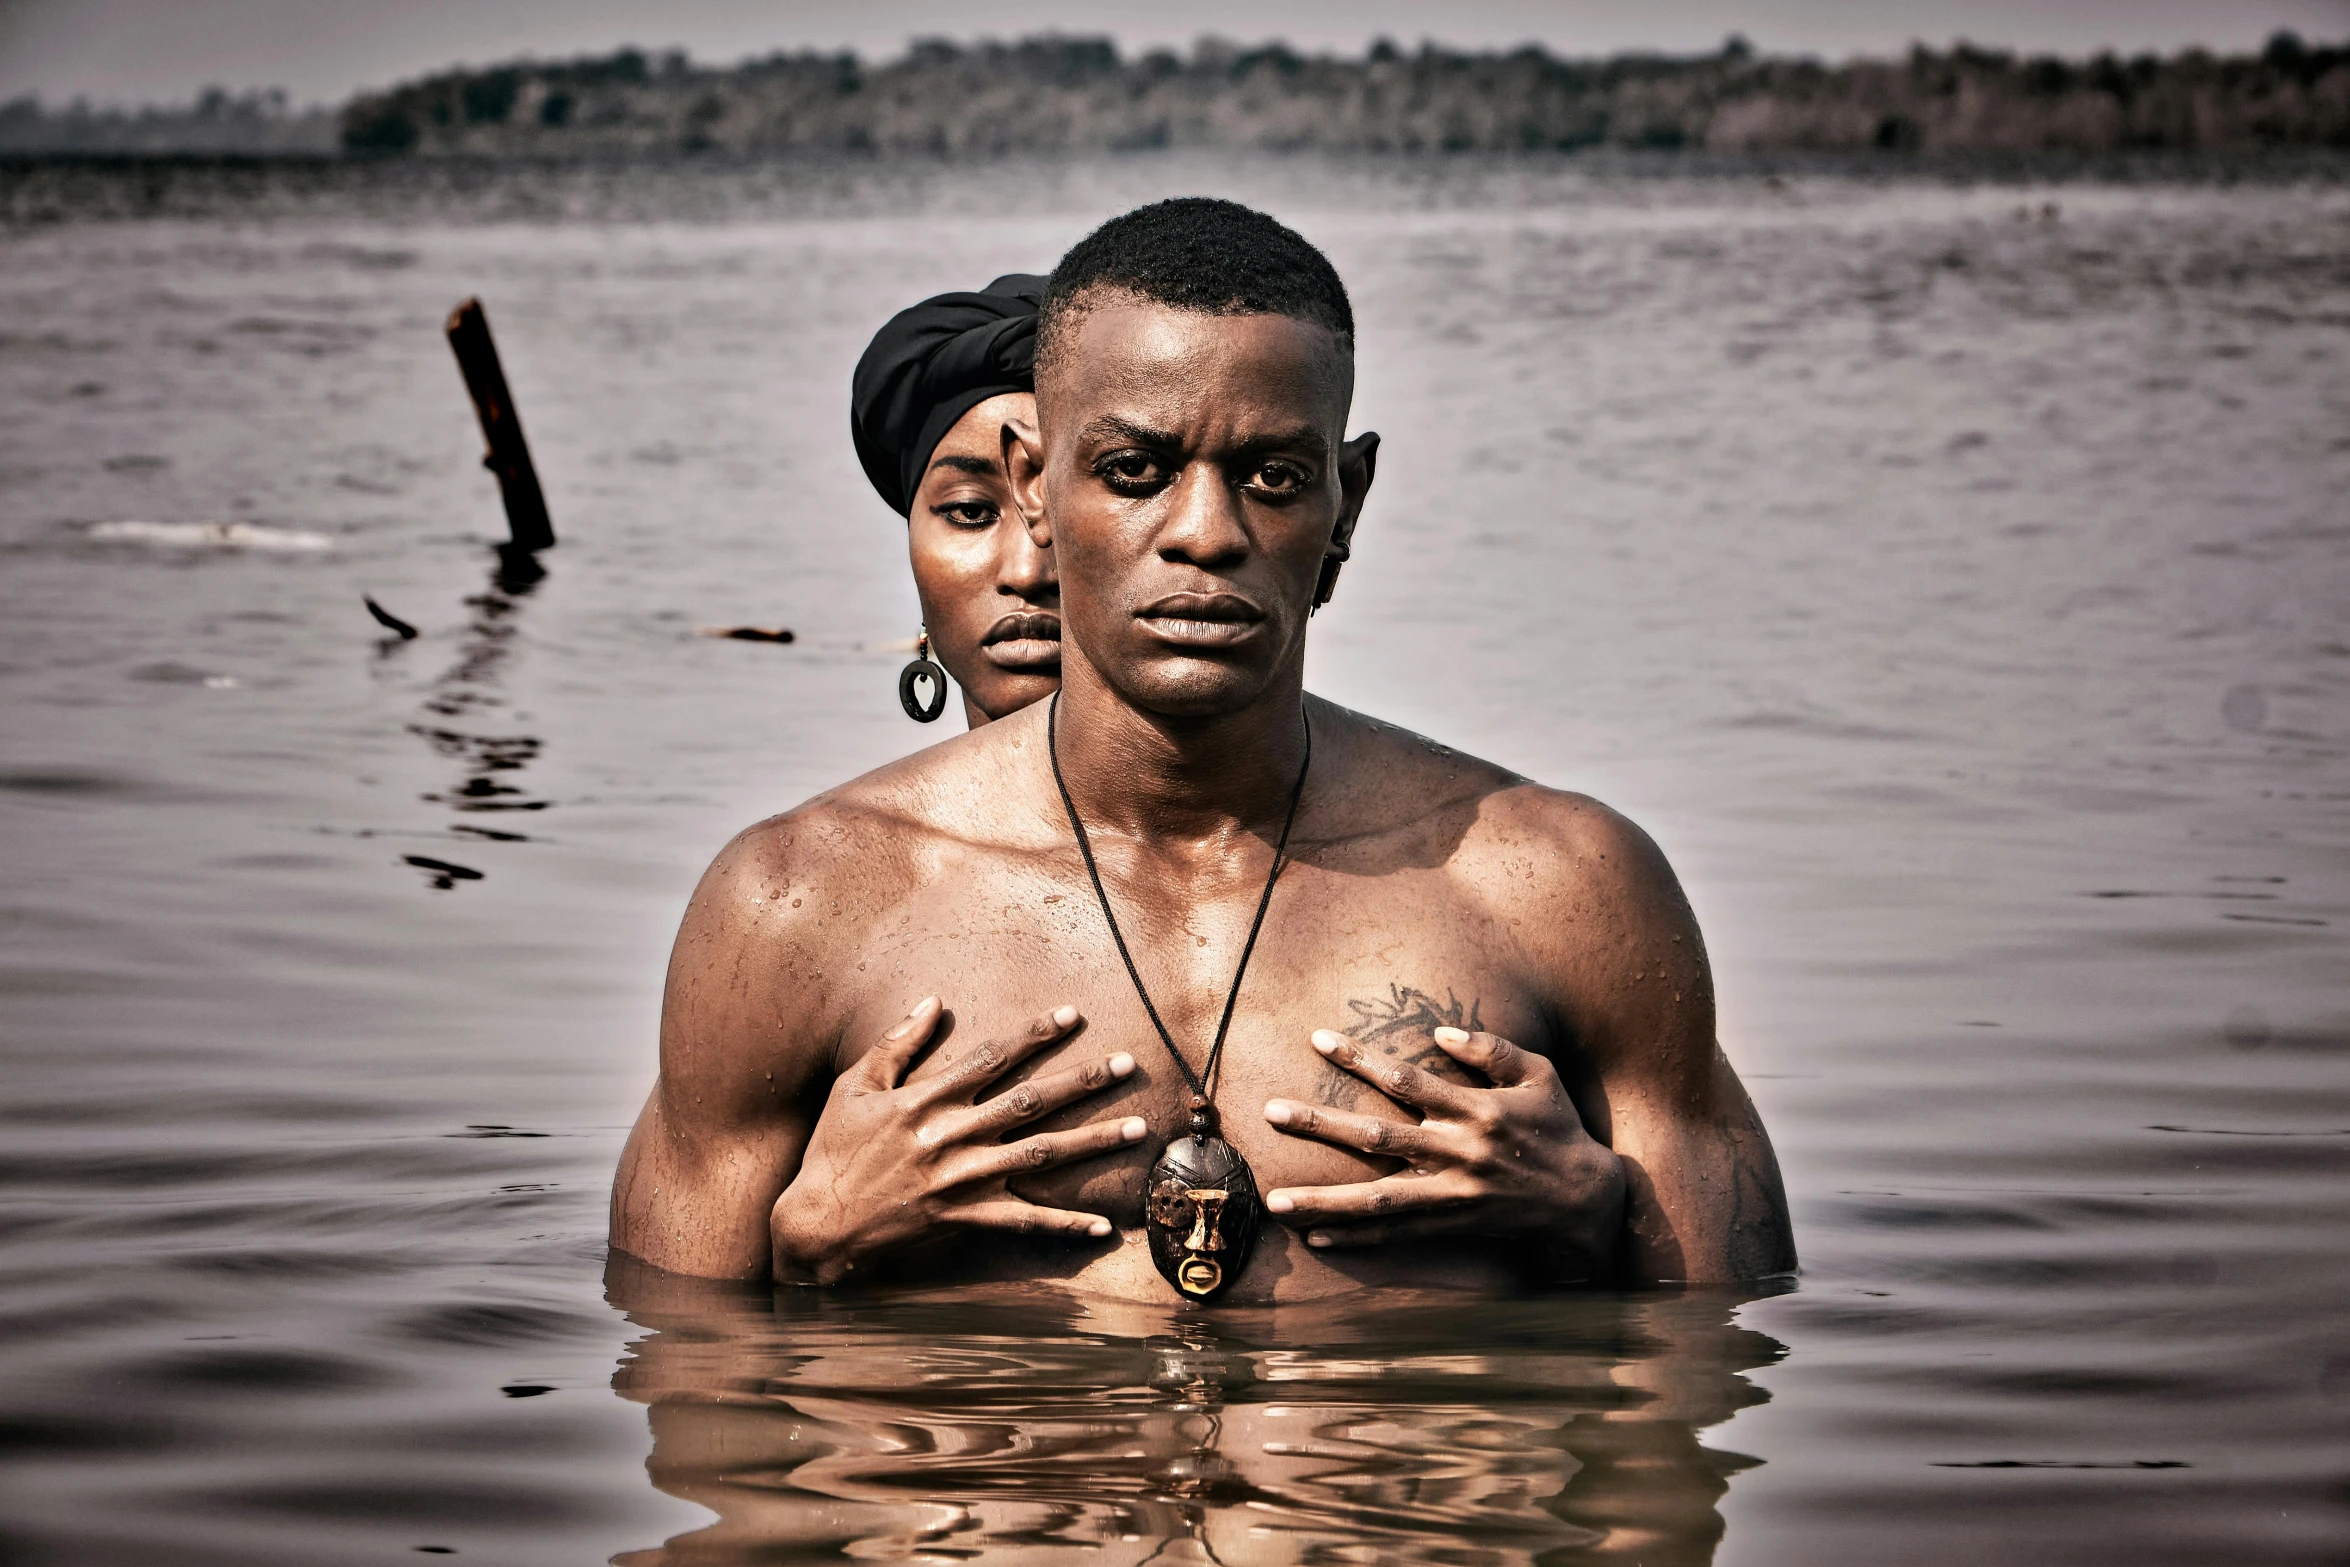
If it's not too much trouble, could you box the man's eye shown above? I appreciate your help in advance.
[1249,462,1310,495]
[1097,452,1165,491]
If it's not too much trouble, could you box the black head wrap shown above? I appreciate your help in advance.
[850,273,1045,518]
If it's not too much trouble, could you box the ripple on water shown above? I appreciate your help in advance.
[128,1345,393,1394]
[389,1300,610,1350]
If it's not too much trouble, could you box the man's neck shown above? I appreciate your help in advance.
[1048,657,1310,848]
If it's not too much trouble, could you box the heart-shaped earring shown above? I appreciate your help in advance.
[898,626,948,722]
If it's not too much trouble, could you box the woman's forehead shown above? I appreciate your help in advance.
[924,391,1035,478]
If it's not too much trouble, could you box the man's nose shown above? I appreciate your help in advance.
[998,512,1057,602]
[1157,467,1251,569]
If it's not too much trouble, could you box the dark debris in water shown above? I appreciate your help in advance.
[500,1383,555,1398]
[701,624,796,643]
[450,1125,548,1138]
[1933,1459,2188,1469]
[2146,1124,2350,1136]
[402,854,482,890]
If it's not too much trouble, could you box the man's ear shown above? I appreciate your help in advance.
[1002,414,1051,549]
[1314,430,1380,613]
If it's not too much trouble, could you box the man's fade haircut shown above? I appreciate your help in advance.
[1036,198,1354,378]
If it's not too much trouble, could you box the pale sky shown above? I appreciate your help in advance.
[3,0,2346,107]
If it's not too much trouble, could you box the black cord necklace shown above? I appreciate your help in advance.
[1048,691,1311,1302]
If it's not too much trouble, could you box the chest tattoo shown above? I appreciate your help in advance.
[1317,985,1486,1109]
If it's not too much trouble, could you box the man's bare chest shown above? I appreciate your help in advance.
[830,853,1551,1219]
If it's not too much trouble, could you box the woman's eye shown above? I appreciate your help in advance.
[937,501,998,528]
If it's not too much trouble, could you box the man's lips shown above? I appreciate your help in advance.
[1135,592,1266,649]
[979,611,1061,670]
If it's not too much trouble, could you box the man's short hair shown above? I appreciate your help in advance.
[1037,197,1354,377]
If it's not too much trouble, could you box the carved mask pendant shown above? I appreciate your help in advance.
[1145,1134,1261,1302]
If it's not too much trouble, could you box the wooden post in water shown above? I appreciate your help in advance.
[445,298,555,555]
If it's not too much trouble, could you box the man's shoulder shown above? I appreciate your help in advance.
[1462,777,1671,898]
[699,708,1049,921]
[1322,701,1683,923]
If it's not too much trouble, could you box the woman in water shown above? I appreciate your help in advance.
[850,273,1059,729]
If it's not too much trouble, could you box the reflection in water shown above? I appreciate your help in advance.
[393,548,552,845]
[607,1264,1783,1566]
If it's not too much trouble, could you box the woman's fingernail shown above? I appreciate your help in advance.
[1088,1217,1112,1237]
[1267,1192,1295,1213]
[1307,1231,1332,1248]
[1053,1005,1080,1027]
[1120,1117,1148,1140]
[1265,1100,1293,1124]
[1311,1030,1343,1053]
[1433,1026,1468,1045]
[1109,1053,1135,1078]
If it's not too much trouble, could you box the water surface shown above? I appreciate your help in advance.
[1,155,2346,1564]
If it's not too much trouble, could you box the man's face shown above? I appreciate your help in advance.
[1026,301,1360,718]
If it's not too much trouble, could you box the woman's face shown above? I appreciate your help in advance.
[907,391,1059,727]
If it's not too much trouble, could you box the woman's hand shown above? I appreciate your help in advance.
[770,998,1146,1284]
[1261,1026,1626,1283]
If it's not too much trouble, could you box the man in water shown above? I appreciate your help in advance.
[612,198,1794,1298]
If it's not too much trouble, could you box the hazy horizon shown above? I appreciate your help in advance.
[4,0,2346,108]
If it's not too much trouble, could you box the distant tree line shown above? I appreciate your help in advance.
[0,88,337,154]
[336,33,2350,157]
[6,34,2345,160]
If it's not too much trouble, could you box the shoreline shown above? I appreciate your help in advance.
[7,34,2347,162]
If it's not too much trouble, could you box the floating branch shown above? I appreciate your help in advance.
[445,298,555,555]
[699,625,796,643]
[364,594,419,639]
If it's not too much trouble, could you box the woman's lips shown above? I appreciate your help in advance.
[983,638,1061,669]
[980,613,1061,670]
